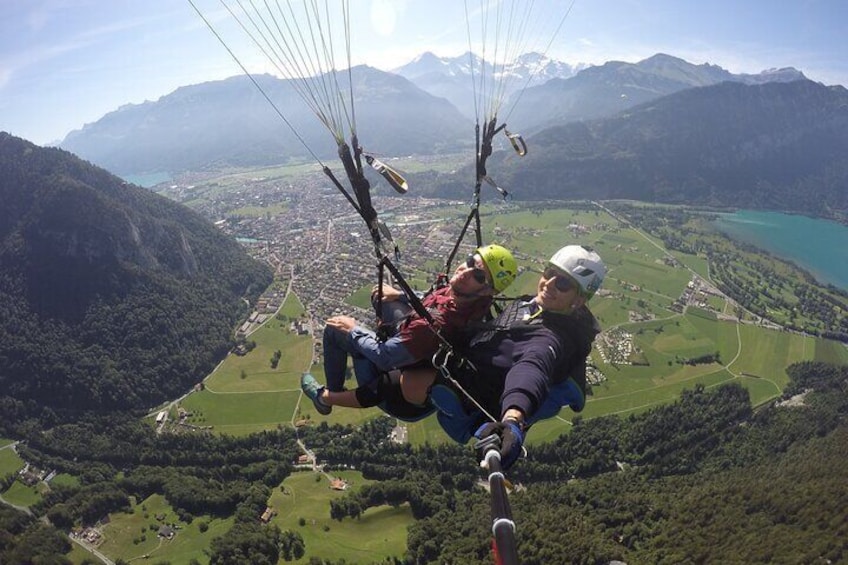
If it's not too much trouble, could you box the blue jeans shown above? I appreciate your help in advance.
[322,325,382,391]
[322,299,415,392]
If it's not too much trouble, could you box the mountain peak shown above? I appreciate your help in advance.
[642,53,686,64]
[412,51,442,64]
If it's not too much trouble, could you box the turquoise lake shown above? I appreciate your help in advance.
[713,210,848,291]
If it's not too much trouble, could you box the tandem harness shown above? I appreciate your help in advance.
[425,298,593,443]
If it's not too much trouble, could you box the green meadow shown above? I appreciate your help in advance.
[203,317,313,394]
[269,470,412,564]
[50,474,80,489]
[0,442,23,476]
[229,203,289,218]
[1,479,45,507]
[96,493,234,564]
[67,542,98,564]
[179,290,379,435]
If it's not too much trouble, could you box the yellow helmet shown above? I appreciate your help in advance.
[477,244,517,294]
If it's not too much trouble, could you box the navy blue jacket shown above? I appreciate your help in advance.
[457,296,600,422]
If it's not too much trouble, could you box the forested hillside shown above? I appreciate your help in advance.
[0,133,272,426]
[417,80,848,222]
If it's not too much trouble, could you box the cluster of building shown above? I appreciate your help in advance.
[189,175,498,364]
[155,405,210,435]
[237,284,288,337]
[17,463,55,487]
[71,527,102,546]
[586,365,608,386]
[596,327,636,365]
[671,275,726,314]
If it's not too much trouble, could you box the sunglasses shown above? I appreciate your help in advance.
[465,254,490,286]
[543,267,578,293]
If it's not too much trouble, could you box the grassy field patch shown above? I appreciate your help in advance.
[229,203,289,218]
[182,389,298,434]
[0,445,23,476]
[270,470,412,564]
[1,479,44,507]
[99,493,233,564]
[49,473,80,489]
[205,321,313,393]
[67,542,99,564]
[815,338,848,365]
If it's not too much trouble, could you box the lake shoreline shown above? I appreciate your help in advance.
[713,209,848,291]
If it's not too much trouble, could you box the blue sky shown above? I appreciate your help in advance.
[2,0,846,145]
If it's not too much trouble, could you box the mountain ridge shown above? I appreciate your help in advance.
[504,52,808,133]
[57,52,811,178]
[411,79,848,222]
[60,66,471,176]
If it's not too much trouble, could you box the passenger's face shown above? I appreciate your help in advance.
[450,254,492,295]
[536,266,583,312]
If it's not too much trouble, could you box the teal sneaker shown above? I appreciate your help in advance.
[301,373,332,415]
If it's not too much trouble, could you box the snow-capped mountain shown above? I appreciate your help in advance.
[504,52,586,87]
[393,51,584,119]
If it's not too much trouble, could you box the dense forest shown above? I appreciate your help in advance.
[0,133,273,425]
[2,361,845,563]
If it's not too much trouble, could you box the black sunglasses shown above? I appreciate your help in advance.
[543,267,577,292]
[465,254,490,285]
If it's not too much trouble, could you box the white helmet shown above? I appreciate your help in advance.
[549,245,606,299]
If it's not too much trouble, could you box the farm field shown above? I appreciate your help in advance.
[177,291,379,435]
[202,320,312,394]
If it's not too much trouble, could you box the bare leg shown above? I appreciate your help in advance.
[400,368,437,405]
[321,389,364,408]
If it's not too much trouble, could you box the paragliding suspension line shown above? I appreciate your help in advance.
[443,118,505,273]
